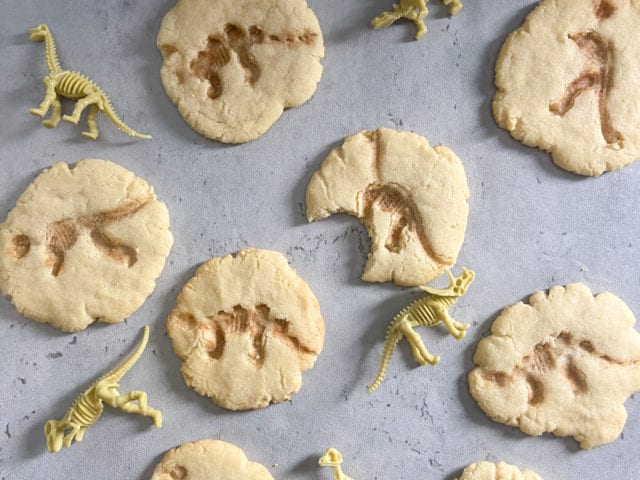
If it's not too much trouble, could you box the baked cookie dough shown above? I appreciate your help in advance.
[469,283,640,449]
[157,0,324,143]
[493,0,640,175]
[457,461,542,480]
[306,128,469,286]
[0,160,173,332]
[149,439,274,480]
[167,248,324,410]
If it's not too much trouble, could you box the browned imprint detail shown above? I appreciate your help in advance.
[549,30,624,148]
[480,331,625,406]
[190,23,318,100]
[360,130,445,264]
[43,197,149,277]
[593,0,616,20]
[178,304,317,366]
[9,234,31,260]
[159,463,188,480]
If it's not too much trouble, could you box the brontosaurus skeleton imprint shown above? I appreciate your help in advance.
[190,23,318,100]
[39,197,149,276]
[191,304,317,366]
[549,25,623,148]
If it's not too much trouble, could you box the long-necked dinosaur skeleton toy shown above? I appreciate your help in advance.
[367,268,475,393]
[319,448,354,480]
[28,24,151,140]
[44,326,161,453]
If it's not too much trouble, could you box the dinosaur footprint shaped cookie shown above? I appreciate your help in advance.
[306,128,469,286]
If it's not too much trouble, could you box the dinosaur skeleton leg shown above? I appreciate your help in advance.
[438,311,467,340]
[62,423,82,448]
[42,97,62,128]
[30,76,58,117]
[104,389,163,428]
[63,91,101,125]
[399,319,440,365]
[82,104,99,139]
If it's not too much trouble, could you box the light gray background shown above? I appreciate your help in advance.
[1,0,639,478]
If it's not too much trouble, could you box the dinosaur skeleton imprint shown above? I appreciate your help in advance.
[190,23,318,100]
[593,0,616,20]
[178,304,317,365]
[479,331,619,406]
[367,268,474,393]
[41,197,149,277]
[28,24,151,140]
[360,130,445,265]
[44,326,162,453]
[549,28,623,148]
[9,235,31,260]
[319,448,354,480]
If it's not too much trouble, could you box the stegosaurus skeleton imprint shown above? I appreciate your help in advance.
[44,326,162,453]
[28,24,151,140]
[367,268,475,393]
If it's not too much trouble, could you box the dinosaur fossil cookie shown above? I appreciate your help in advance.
[306,128,469,286]
[469,283,640,449]
[150,439,274,480]
[0,160,173,332]
[157,0,324,143]
[167,248,324,410]
[493,0,640,175]
[456,461,542,480]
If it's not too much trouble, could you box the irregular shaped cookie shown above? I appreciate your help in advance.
[167,248,324,410]
[0,160,173,332]
[469,283,640,449]
[306,128,469,286]
[457,461,542,480]
[150,439,275,480]
[157,0,324,143]
[493,0,640,175]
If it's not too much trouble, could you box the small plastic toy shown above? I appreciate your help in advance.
[28,24,151,140]
[44,326,162,453]
[367,268,475,393]
[371,0,463,40]
[319,448,354,480]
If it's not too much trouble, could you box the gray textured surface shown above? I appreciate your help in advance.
[1,0,640,479]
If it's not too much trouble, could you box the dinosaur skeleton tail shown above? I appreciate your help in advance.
[101,95,151,139]
[98,326,150,383]
[367,321,404,393]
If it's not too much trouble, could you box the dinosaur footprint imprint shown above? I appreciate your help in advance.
[190,23,318,100]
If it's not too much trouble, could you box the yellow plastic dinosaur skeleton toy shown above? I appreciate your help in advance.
[367,268,474,393]
[372,0,463,40]
[28,24,151,140]
[319,448,353,480]
[44,326,162,453]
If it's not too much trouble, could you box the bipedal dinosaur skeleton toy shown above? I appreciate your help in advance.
[367,268,475,393]
[44,326,162,453]
[28,24,151,140]
[372,0,463,40]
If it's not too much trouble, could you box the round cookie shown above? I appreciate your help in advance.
[457,461,542,480]
[306,127,469,286]
[149,439,275,480]
[157,0,324,144]
[469,283,640,449]
[0,160,173,332]
[493,0,640,175]
[167,248,324,410]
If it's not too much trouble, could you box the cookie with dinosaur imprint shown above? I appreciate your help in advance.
[167,248,325,410]
[469,283,640,449]
[0,159,173,332]
[149,439,275,480]
[456,461,542,480]
[306,127,469,286]
[493,0,640,175]
[157,0,324,143]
